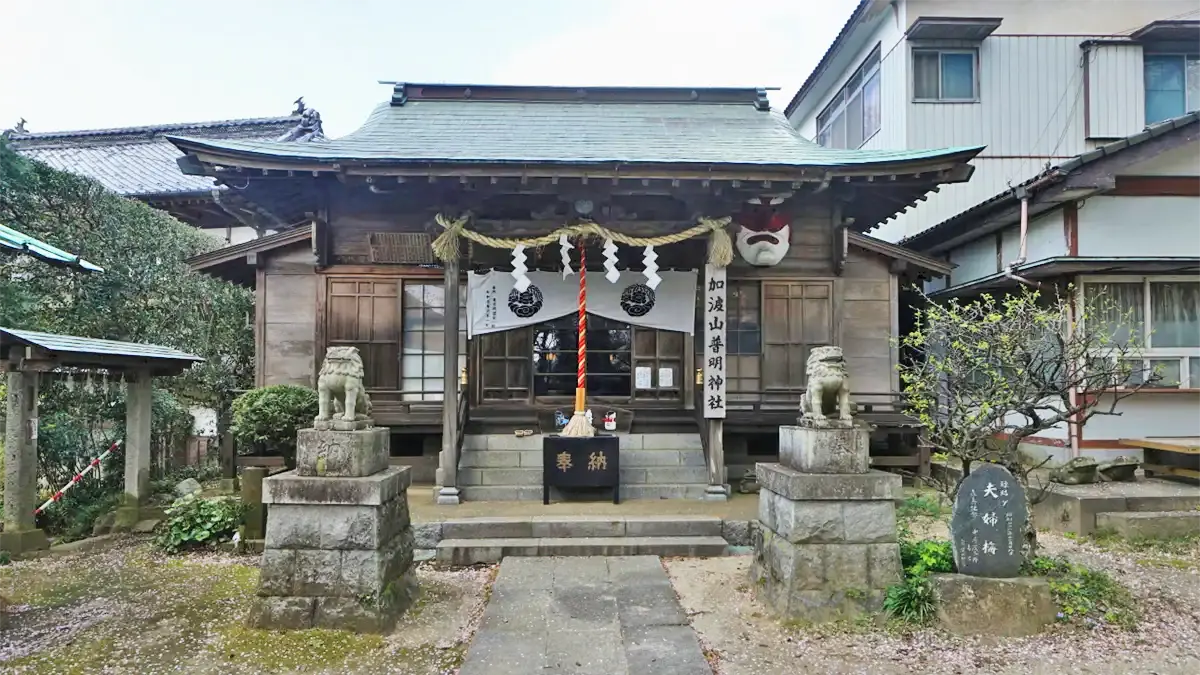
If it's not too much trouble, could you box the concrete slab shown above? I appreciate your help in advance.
[1095,510,1200,539]
[1032,477,1200,535]
[460,556,709,675]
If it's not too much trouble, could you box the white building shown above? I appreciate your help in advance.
[786,0,1200,242]
[790,1,1200,463]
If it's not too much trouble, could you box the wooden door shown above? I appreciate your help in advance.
[762,282,832,388]
[326,278,400,390]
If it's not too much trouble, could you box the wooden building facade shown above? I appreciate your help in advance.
[180,84,975,501]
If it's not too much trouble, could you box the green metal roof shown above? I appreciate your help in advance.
[0,223,103,272]
[0,326,203,364]
[168,86,981,171]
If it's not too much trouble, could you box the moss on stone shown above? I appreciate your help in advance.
[218,625,387,669]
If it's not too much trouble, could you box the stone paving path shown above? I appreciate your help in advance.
[459,556,713,675]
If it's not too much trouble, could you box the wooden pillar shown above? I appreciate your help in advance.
[706,419,726,498]
[0,369,49,554]
[123,369,153,505]
[436,254,461,505]
[702,262,729,501]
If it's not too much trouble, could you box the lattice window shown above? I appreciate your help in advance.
[400,282,466,401]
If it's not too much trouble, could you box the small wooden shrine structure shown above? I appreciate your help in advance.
[1,327,202,553]
[178,83,974,501]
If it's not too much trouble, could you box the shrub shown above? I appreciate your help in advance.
[897,494,946,521]
[0,550,11,566]
[231,385,318,468]
[883,576,936,624]
[1023,555,1138,629]
[153,494,246,554]
[884,537,957,625]
[899,539,955,577]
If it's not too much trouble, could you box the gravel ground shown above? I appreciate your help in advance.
[665,531,1200,675]
[1,537,495,674]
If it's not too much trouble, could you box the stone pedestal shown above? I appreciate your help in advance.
[779,422,870,474]
[248,428,417,633]
[296,427,389,477]
[932,574,1056,636]
[752,422,902,622]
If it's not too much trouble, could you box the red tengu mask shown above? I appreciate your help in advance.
[734,204,791,266]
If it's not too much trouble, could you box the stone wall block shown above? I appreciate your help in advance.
[788,542,827,591]
[319,506,383,550]
[264,505,322,549]
[782,502,844,544]
[257,549,297,596]
[246,597,316,630]
[293,550,343,596]
[757,464,902,501]
[822,544,870,591]
[866,543,902,589]
[779,425,870,474]
[758,488,781,533]
[296,428,389,478]
[841,502,898,543]
[264,467,411,506]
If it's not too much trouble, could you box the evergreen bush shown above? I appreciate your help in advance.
[231,385,319,468]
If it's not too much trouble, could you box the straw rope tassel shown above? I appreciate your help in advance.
[561,237,595,437]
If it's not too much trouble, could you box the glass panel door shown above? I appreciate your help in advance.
[533,314,632,399]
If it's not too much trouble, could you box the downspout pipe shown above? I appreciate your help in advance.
[1000,171,1059,287]
[1002,186,1038,287]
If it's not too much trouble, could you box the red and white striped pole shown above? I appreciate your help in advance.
[575,239,587,415]
[34,440,122,516]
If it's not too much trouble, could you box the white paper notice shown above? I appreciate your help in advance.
[635,366,653,389]
[658,367,674,388]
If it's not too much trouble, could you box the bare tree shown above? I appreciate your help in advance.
[899,284,1158,555]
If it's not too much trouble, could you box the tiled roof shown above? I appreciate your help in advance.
[901,111,1200,252]
[0,222,103,272]
[0,326,203,363]
[170,86,980,170]
[9,116,297,198]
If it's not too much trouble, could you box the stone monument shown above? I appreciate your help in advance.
[933,462,1055,636]
[751,347,902,621]
[248,346,417,633]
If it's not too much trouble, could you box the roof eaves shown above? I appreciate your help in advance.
[8,116,297,143]
[901,112,1200,252]
[847,231,954,276]
[186,227,312,271]
[784,0,876,118]
[0,223,104,272]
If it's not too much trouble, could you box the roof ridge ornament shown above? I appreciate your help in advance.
[2,117,27,139]
[392,83,408,107]
[276,106,325,143]
[754,89,770,111]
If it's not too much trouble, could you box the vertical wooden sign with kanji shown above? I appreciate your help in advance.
[703,263,727,419]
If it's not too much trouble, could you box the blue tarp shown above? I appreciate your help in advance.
[0,223,103,272]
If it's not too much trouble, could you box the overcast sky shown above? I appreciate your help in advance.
[1,0,857,137]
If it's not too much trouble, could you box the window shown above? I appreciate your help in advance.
[696,281,762,394]
[913,49,978,101]
[816,45,881,148]
[1144,54,1200,124]
[400,282,466,401]
[762,282,832,388]
[1083,278,1200,389]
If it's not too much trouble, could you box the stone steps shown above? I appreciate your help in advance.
[432,515,728,564]
[458,432,711,501]
[1095,510,1200,539]
[460,483,711,501]
[436,536,728,564]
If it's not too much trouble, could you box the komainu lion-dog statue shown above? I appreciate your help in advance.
[316,346,373,428]
[799,346,853,423]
